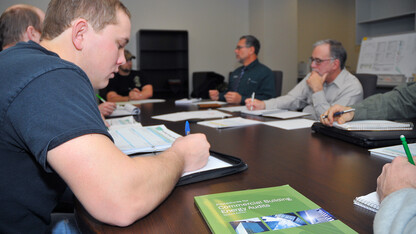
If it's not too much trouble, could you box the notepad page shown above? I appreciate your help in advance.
[333,120,413,131]
[353,191,380,212]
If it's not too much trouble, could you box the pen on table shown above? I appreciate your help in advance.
[400,135,415,165]
[321,108,355,119]
[250,92,255,111]
[185,121,190,135]
[96,94,106,103]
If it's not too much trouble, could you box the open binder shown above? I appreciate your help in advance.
[311,122,416,148]
[177,151,248,186]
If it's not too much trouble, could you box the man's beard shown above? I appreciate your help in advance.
[120,67,131,73]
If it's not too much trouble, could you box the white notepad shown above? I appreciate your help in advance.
[353,191,380,212]
[333,120,414,131]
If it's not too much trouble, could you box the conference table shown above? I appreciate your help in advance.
[75,100,387,233]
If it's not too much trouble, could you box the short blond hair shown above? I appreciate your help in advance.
[41,0,130,40]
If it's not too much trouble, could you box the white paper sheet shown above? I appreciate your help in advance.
[262,119,316,130]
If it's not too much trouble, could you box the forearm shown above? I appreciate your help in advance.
[106,91,129,102]
[374,188,416,234]
[48,134,186,227]
[139,85,153,99]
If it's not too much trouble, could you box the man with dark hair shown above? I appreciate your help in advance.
[246,39,363,120]
[0,4,44,50]
[0,0,209,232]
[100,49,153,102]
[209,35,276,104]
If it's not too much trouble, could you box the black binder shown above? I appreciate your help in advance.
[177,151,247,186]
[311,122,416,148]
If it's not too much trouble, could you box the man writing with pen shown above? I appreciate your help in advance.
[321,82,416,233]
[246,39,363,120]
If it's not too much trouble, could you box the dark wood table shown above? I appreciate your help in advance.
[76,100,387,233]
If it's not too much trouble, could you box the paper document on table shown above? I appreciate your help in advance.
[116,99,165,105]
[175,98,202,105]
[241,109,286,116]
[263,111,311,119]
[182,156,232,176]
[263,119,316,130]
[107,116,142,129]
[217,106,247,112]
[109,103,140,117]
[152,110,232,122]
[369,143,416,160]
[193,100,226,105]
[197,117,261,129]
[109,124,181,155]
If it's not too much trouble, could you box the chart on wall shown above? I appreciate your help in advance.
[357,31,416,78]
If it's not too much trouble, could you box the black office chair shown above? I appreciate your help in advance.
[191,72,225,98]
[355,73,378,99]
[273,70,283,97]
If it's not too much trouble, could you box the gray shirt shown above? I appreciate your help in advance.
[264,69,363,120]
[374,188,416,234]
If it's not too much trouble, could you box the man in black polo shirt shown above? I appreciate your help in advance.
[100,49,153,102]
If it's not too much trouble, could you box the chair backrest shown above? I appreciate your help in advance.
[273,70,283,97]
[355,73,378,99]
[191,72,225,98]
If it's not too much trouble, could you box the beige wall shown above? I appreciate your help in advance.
[1,0,358,95]
[250,0,298,94]
[298,0,359,76]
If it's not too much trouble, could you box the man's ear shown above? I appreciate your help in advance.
[248,46,255,55]
[333,59,341,70]
[72,19,89,50]
[25,26,36,41]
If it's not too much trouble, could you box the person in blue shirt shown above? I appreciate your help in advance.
[0,0,209,232]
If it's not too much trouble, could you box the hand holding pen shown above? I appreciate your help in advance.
[321,104,355,126]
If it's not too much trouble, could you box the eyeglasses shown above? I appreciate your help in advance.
[235,45,249,50]
[309,57,333,65]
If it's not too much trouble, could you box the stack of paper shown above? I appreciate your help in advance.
[369,143,416,160]
[197,117,261,129]
[217,106,247,112]
[116,99,165,105]
[175,98,201,105]
[263,119,316,130]
[241,109,311,119]
[152,110,232,122]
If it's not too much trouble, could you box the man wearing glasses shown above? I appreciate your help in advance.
[209,35,276,104]
[245,39,363,120]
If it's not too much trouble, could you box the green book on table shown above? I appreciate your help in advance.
[194,185,356,233]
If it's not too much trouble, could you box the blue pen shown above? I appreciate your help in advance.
[185,121,190,135]
[322,108,355,119]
